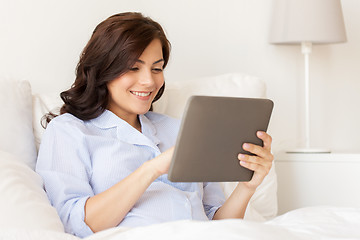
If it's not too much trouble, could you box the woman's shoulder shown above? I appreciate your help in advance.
[46,113,87,133]
[38,113,89,155]
[48,112,83,124]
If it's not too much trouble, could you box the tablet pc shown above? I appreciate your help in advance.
[167,96,273,182]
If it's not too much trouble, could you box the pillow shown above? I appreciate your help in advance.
[0,150,64,231]
[153,73,277,220]
[221,165,278,221]
[33,73,278,220]
[33,73,266,148]
[153,72,266,118]
[32,93,63,151]
[0,79,37,170]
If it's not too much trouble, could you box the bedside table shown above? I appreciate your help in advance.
[275,152,360,214]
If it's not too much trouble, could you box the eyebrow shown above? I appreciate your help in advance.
[136,59,164,65]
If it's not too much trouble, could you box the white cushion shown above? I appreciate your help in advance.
[154,73,277,220]
[221,165,278,221]
[0,79,37,169]
[32,93,62,151]
[32,73,266,147]
[0,150,64,231]
[153,72,266,118]
[32,72,277,221]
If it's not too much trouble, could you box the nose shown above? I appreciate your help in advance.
[138,69,155,87]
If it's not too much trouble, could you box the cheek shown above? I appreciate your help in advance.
[155,75,165,88]
[108,76,133,94]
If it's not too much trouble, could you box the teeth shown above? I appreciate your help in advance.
[132,91,151,97]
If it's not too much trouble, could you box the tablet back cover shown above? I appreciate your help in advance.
[168,96,273,182]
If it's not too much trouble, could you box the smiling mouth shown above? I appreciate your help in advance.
[130,91,152,97]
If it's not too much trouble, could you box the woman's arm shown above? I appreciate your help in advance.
[84,147,174,233]
[213,131,274,220]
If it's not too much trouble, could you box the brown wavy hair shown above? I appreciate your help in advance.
[44,12,170,125]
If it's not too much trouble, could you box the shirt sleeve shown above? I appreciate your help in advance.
[202,182,226,220]
[36,117,94,238]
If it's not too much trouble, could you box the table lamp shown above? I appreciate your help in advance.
[269,0,347,153]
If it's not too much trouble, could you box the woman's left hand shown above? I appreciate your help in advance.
[238,131,274,190]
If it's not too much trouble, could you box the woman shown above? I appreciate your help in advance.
[36,12,274,238]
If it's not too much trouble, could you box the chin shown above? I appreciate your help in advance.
[136,106,152,115]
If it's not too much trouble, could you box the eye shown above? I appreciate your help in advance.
[152,68,163,73]
[129,67,139,72]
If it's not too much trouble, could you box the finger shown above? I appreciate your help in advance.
[239,159,267,175]
[239,155,273,179]
[242,143,273,162]
[238,154,272,169]
[256,131,272,152]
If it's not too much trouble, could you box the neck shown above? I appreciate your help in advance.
[125,114,142,132]
[108,109,142,132]
[133,115,142,132]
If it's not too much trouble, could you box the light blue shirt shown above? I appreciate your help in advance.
[36,110,225,238]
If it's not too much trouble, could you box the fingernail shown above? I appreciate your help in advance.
[243,143,250,149]
[238,154,246,160]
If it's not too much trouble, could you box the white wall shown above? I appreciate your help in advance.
[1,0,359,153]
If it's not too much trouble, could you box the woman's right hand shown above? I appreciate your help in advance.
[148,146,175,176]
[85,146,175,233]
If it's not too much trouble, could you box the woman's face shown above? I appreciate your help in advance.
[107,39,165,122]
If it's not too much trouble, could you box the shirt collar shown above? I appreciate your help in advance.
[89,110,160,148]
[89,109,122,129]
[139,114,160,146]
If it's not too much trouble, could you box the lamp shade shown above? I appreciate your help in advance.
[269,0,347,44]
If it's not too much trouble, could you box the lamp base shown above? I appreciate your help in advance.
[286,148,331,154]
